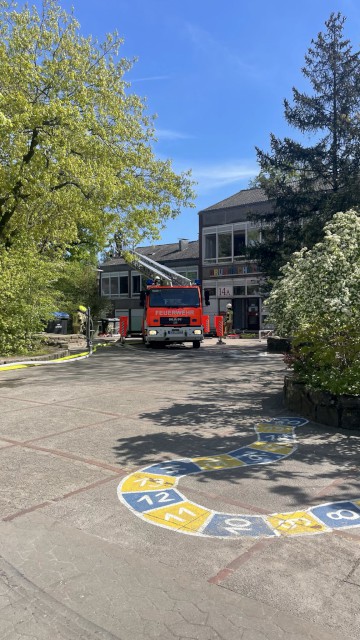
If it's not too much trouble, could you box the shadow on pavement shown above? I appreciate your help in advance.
[111,357,360,506]
[1,346,359,507]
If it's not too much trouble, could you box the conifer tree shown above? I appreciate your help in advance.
[252,13,360,278]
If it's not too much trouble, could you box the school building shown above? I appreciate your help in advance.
[199,187,273,332]
[99,187,273,333]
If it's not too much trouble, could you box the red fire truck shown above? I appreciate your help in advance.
[123,249,209,349]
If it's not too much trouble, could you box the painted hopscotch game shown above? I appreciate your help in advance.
[118,417,360,539]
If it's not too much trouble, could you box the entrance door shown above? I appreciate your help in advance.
[247,298,260,331]
[232,298,260,331]
[233,299,245,331]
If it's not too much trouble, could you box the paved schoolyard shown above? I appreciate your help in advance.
[0,339,359,639]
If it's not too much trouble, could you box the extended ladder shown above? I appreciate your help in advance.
[122,248,192,286]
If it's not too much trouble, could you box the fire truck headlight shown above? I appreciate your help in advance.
[148,330,158,336]
[193,330,202,335]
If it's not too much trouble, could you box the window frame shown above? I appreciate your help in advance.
[101,271,129,298]
[119,274,129,297]
[131,271,141,297]
[203,223,261,265]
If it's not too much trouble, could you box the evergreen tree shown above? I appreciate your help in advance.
[252,13,360,278]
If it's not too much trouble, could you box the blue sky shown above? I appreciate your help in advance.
[20,1,360,243]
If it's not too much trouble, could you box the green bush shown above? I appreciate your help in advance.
[285,322,360,395]
[267,210,360,396]
[0,244,61,355]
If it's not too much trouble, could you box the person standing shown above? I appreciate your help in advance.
[73,305,87,334]
[224,303,233,336]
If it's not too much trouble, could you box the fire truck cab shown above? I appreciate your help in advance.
[141,283,203,348]
[122,248,209,350]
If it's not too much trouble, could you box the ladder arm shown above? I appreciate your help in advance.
[122,249,192,286]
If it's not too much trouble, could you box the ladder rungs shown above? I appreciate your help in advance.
[122,249,192,286]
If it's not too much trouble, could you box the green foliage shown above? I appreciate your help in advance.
[55,261,112,321]
[0,0,195,252]
[267,210,360,395]
[0,0,195,354]
[252,13,360,279]
[288,324,360,396]
[0,243,62,355]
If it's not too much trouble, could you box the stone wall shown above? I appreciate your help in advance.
[284,376,360,430]
[267,337,292,353]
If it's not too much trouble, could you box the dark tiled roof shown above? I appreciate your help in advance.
[200,188,269,212]
[103,240,199,267]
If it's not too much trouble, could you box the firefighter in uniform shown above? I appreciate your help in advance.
[73,305,87,335]
[224,303,233,337]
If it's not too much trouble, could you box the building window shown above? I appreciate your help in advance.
[218,232,232,262]
[102,277,110,296]
[111,276,119,297]
[234,285,246,296]
[205,234,216,262]
[247,228,259,246]
[131,273,141,296]
[176,267,198,282]
[203,223,261,265]
[119,275,129,296]
[204,287,216,296]
[101,273,129,298]
[247,284,260,295]
[233,230,246,259]
[186,270,198,282]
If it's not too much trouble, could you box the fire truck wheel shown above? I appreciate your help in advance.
[192,341,201,349]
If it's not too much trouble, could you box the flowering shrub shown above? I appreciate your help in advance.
[266,210,360,395]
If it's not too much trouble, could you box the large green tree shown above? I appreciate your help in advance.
[0,0,194,254]
[0,0,195,355]
[252,13,360,278]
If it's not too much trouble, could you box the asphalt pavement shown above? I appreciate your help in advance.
[0,338,359,640]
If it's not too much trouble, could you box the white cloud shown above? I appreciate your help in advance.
[130,75,171,83]
[190,161,258,192]
[155,128,193,140]
[157,154,259,193]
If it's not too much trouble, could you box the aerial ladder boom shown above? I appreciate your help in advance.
[122,248,192,286]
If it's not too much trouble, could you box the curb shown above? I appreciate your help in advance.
[0,348,70,366]
[0,343,112,372]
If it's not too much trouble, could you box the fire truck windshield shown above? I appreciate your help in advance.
[149,288,200,308]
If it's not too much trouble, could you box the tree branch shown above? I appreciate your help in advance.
[50,180,92,199]
[23,128,40,164]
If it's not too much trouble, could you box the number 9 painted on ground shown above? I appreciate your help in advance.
[118,417,360,539]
